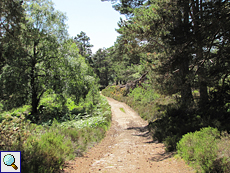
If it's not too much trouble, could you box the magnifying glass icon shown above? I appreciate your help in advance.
[3,154,18,170]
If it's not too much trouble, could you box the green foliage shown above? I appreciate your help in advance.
[1,0,98,121]
[177,127,219,164]
[92,48,114,87]
[22,130,74,172]
[81,81,100,116]
[177,127,230,173]
[74,31,93,62]
[216,132,230,173]
[102,84,174,121]
[66,97,78,111]
[59,116,107,129]
[150,106,202,151]
[0,1,113,172]
[106,0,230,109]
[0,95,112,172]
[0,105,31,122]
[0,115,32,151]
[0,0,25,70]
[61,41,97,103]
[119,108,125,113]
[128,83,159,104]
[1,0,69,115]
[92,35,145,87]
[102,0,146,16]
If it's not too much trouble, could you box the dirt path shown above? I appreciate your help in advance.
[63,97,195,173]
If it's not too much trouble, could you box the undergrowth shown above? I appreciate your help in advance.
[0,95,112,173]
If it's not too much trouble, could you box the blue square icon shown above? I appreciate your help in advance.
[0,151,21,173]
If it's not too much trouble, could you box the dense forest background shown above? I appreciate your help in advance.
[1,0,230,172]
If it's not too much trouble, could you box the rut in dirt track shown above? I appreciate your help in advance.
[63,97,194,173]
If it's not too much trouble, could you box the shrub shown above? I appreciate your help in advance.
[0,115,32,151]
[0,105,31,122]
[215,131,230,173]
[177,127,226,173]
[128,83,159,104]
[164,135,181,152]
[22,130,74,172]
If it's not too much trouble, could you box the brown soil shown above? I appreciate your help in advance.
[62,97,195,173]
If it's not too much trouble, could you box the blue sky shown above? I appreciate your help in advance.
[52,0,125,53]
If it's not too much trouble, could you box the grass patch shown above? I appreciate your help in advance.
[119,107,125,113]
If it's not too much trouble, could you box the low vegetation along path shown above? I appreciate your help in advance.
[63,97,195,173]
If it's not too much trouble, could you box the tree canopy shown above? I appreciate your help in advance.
[74,31,93,64]
[102,0,230,109]
[0,0,98,122]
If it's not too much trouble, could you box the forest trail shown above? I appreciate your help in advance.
[63,97,195,173]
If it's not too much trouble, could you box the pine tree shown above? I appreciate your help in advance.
[74,31,93,64]
[105,0,230,109]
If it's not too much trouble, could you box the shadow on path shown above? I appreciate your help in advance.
[149,152,174,162]
[126,125,157,142]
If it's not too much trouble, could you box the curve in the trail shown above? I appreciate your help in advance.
[63,97,195,173]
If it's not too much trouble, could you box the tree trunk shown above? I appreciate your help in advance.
[31,42,39,118]
[105,68,108,86]
[179,56,193,107]
[198,64,208,107]
[197,41,208,107]
[31,62,39,115]
[194,0,208,107]
[179,0,193,107]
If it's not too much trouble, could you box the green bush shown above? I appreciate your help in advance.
[59,115,107,129]
[34,91,99,124]
[0,115,73,172]
[215,131,230,173]
[0,105,31,122]
[177,127,227,173]
[22,130,74,172]
[164,135,181,152]
[0,115,32,151]
[128,83,159,104]
[37,93,67,124]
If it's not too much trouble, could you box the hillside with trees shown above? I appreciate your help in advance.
[0,0,111,172]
